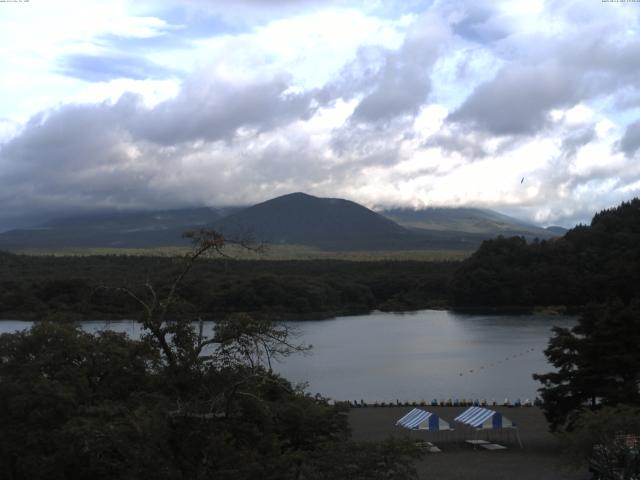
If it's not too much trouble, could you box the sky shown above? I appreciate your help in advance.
[1,0,639,230]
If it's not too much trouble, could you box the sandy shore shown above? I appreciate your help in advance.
[349,406,590,480]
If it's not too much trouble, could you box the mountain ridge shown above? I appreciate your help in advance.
[0,193,560,251]
[212,192,417,251]
[380,206,554,236]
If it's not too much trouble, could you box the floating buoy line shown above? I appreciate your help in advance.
[339,346,543,409]
[458,347,537,377]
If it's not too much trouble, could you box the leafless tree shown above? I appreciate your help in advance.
[105,229,308,374]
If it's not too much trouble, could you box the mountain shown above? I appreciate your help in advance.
[0,193,562,252]
[213,192,418,250]
[0,207,240,249]
[545,226,569,235]
[381,207,558,240]
[214,193,542,250]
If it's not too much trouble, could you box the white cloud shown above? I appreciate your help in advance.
[1,0,639,230]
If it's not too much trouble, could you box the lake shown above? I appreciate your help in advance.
[0,310,574,402]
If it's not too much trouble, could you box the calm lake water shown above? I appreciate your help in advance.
[0,310,574,402]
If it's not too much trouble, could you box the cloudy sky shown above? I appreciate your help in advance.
[1,0,639,230]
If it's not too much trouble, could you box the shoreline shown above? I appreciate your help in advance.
[0,303,580,323]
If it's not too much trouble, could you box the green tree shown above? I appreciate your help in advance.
[562,406,640,480]
[0,230,421,479]
[534,300,640,431]
[0,322,163,480]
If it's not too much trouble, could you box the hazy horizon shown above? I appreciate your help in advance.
[0,190,593,233]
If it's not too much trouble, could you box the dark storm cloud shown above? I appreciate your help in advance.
[620,120,640,158]
[1,100,134,182]
[349,48,431,123]
[447,15,640,137]
[58,53,178,82]
[315,12,448,124]
[0,99,155,213]
[346,15,447,124]
[562,39,640,82]
[448,62,583,135]
[0,67,321,223]
[134,75,316,145]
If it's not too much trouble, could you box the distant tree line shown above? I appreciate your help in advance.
[4,198,640,320]
[451,199,640,309]
[0,253,456,321]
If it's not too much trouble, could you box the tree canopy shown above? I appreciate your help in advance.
[534,300,640,431]
[0,251,455,322]
[561,405,640,479]
[452,198,640,308]
[0,230,421,479]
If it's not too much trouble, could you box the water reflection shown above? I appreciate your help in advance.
[275,310,575,402]
[0,310,574,402]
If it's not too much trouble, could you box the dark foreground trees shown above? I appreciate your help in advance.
[534,301,640,431]
[535,301,640,479]
[0,231,420,480]
[562,406,640,480]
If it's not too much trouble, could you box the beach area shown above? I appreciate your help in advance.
[349,406,590,480]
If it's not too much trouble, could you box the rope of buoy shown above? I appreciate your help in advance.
[458,347,536,377]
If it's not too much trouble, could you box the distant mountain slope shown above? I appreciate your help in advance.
[545,226,569,235]
[40,207,240,230]
[213,192,419,250]
[0,193,562,251]
[0,207,239,249]
[381,207,557,240]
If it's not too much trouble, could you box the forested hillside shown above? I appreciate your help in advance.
[0,253,455,320]
[451,199,640,308]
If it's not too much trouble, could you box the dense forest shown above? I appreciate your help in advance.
[0,253,456,321]
[2,198,640,321]
[0,233,421,479]
[451,199,640,309]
